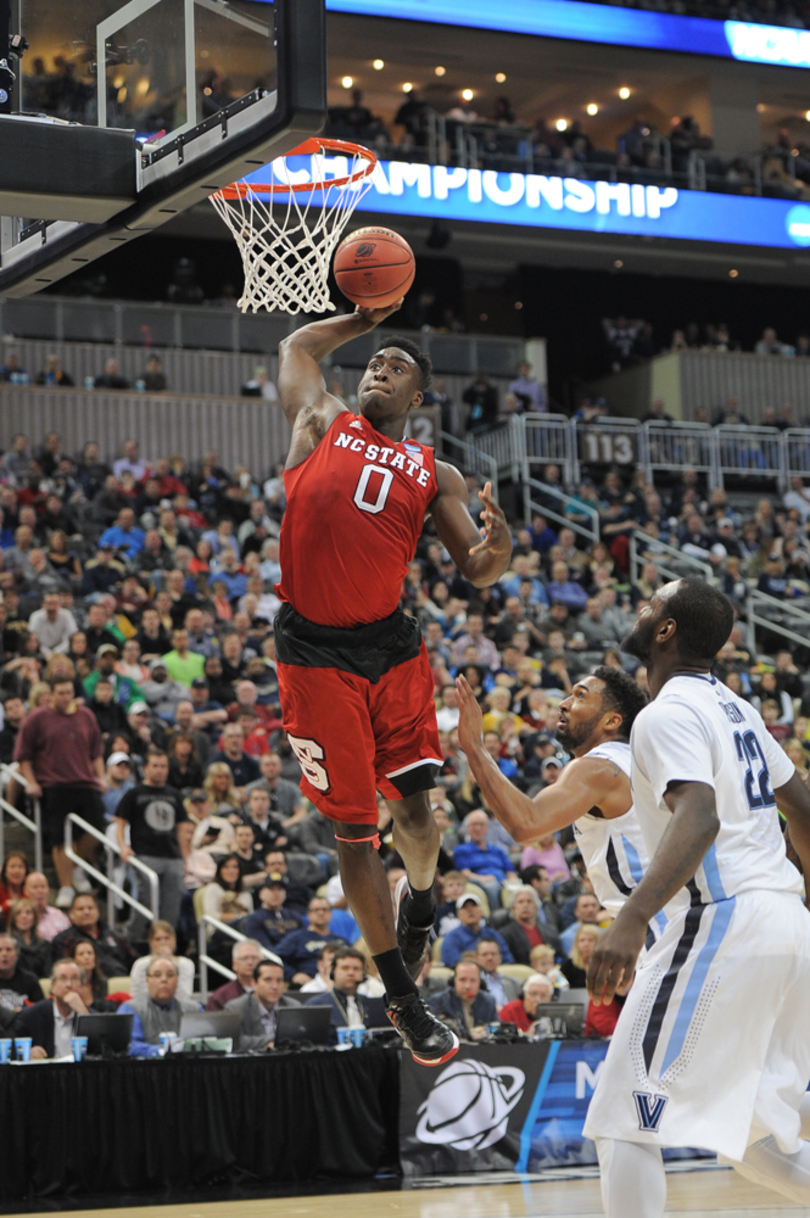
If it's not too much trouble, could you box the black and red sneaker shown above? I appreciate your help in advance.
[386,992,459,1067]
[394,875,435,981]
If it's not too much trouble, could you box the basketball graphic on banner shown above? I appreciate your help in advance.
[415,1059,526,1151]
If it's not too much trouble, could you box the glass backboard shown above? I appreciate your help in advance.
[0,0,325,295]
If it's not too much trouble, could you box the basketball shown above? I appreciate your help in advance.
[333,226,415,309]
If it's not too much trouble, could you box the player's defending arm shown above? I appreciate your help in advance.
[588,780,719,1005]
[277,301,404,466]
[456,674,628,841]
[430,468,512,588]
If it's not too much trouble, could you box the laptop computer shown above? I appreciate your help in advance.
[364,997,391,1028]
[179,1011,242,1041]
[275,1005,331,1045]
[76,1013,133,1056]
[533,1002,585,1038]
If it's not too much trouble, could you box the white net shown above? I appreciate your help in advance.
[209,146,375,315]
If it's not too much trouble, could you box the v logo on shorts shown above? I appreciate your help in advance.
[633,1091,668,1133]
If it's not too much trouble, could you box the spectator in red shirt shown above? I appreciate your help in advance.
[584,992,624,1038]
[499,972,555,1033]
[14,676,106,906]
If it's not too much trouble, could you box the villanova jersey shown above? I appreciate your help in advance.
[573,741,662,930]
[630,673,799,921]
[277,412,438,629]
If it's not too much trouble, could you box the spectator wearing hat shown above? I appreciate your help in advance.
[101,751,135,820]
[239,879,303,951]
[83,643,138,709]
[453,809,517,909]
[187,678,229,740]
[428,957,497,1041]
[126,700,168,757]
[140,657,188,719]
[440,893,513,967]
[260,849,313,914]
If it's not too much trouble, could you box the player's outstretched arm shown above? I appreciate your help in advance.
[277,301,403,466]
[456,675,627,841]
[430,467,512,588]
[774,771,810,884]
[587,780,719,1005]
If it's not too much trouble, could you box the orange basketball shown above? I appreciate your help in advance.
[334,226,415,309]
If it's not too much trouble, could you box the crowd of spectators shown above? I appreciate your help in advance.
[600,316,810,376]
[0,422,807,1058]
[0,353,169,392]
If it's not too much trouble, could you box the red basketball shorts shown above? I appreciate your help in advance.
[277,645,442,824]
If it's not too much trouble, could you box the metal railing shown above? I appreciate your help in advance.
[197,914,282,1003]
[629,529,715,587]
[64,812,159,930]
[524,477,600,546]
[439,429,499,492]
[743,589,810,654]
[642,422,717,487]
[784,429,810,484]
[0,764,42,872]
[715,424,785,490]
[523,414,575,485]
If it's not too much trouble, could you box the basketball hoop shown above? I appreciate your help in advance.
[210,137,377,315]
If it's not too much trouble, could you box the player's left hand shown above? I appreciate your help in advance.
[586,911,647,1005]
[469,482,511,557]
[456,675,484,756]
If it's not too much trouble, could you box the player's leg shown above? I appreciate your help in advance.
[277,660,457,1065]
[595,1138,666,1218]
[728,1137,810,1205]
[372,648,444,976]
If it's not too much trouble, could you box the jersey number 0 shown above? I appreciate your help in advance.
[353,465,394,515]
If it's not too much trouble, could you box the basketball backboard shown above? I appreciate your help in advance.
[0,0,326,295]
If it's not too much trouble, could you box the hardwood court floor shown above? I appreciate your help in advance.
[19,1167,810,1218]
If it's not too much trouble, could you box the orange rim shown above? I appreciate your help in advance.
[217,137,377,198]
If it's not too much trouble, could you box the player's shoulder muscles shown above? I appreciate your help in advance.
[277,333,346,460]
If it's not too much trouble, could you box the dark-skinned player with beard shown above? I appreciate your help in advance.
[583,578,810,1218]
[274,300,511,1065]
[456,666,653,932]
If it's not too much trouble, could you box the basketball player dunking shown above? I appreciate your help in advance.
[275,303,511,1065]
[456,667,653,931]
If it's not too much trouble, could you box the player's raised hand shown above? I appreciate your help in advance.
[586,911,647,1006]
[354,298,405,326]
[469,482,511,557]
[456,675,484,756]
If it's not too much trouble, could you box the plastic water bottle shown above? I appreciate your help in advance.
[135,379,146,392]
[84,376,95,390]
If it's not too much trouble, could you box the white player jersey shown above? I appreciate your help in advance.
[573,741,665,934]
[630,673,799,920]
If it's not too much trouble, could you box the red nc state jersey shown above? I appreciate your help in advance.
[277,412,438,628]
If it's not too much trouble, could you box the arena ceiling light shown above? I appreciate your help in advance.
[587,103,598,115]
[619,86,631,99]
[435,65,446,76]
[556,118,568,131]
[341,75,353,88]
[403,82,414,92]
[373,59,384,69]
[496,72,507,82]
[462,88,474,100]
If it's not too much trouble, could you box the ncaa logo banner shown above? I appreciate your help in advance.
[399,1043,551,1176]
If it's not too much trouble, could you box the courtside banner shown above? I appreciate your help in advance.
[399,1042,552,1176]
[248,158,810,252]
